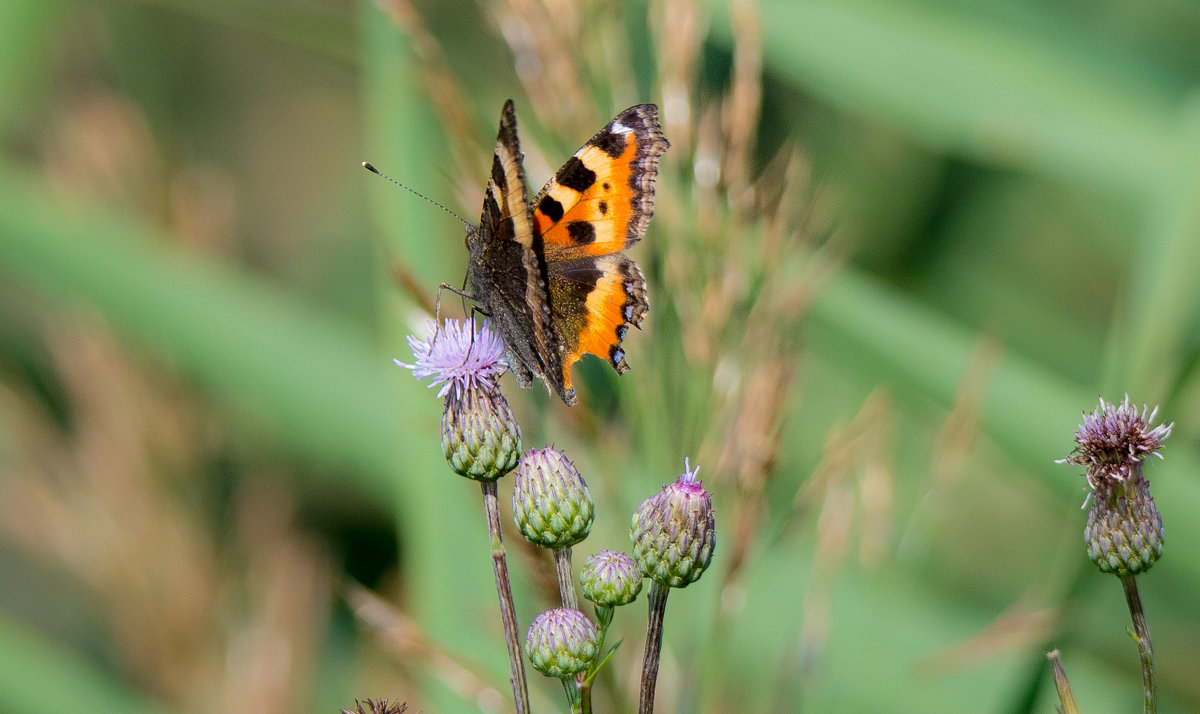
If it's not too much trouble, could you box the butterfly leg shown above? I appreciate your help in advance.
[435,282,478,320]
[434,281,484,341]
[434,282,516,380]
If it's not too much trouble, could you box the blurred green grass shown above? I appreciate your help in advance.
[1,0,1199,712]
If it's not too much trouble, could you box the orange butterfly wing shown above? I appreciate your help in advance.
[533,105,668,260]
[532,106,668,392]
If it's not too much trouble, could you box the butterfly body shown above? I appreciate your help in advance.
[465,100,667,405]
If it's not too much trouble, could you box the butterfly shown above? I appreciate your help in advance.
[460,100,668,406]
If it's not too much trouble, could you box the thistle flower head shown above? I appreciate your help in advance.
[524,608,600,679]
[395,318,507,399]
[512,447,594,548]
[580,549,643,607]
[1058,395,1172,490]
[398,319,521,481]
[1060,396,1171,576]
[631,459,716,588]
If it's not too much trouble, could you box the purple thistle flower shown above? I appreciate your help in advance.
[1058,395,1173,490]
[679,457,701,487]
[395,319,507,399]
[397,319,521,481]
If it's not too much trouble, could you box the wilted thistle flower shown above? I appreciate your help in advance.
[341,700,407,714]
[512,447,594,548]
[1059,396,1172,490]
[631,459,716,588]
[580,549,643,607]
[525,608,600,679]
[1060,396,1171,576]
[396,319,521,481]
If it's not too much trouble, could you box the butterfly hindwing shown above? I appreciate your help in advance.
[546,254,648,394]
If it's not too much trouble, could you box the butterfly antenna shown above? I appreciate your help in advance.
[362,162,470,227]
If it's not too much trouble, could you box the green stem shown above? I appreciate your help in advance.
[560,678,582,714]
[578,676,592,714]
[1120,574,1156,714]
[480,480,530,714]
[554,547,579,610]
[551,548,590,712]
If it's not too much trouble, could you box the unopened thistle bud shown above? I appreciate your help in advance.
[397,320,521,481]
[525,608,600,679]
[512,447,594,548]
[1085,477,1164,575]
[580,549,643,607]
[1060,395,1171,575]
[631,459,716,588]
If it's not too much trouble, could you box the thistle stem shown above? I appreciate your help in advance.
[639,581,670,714]
[554,547,579,610]
[1046,650,1080,714]
[480,480,530,714]
[551,549,591,713]
[579,677,592,714]
[560,679,582,714]
[1120,574,1157,714]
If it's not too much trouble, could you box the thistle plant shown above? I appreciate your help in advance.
[397,320,712,713]
[512,448,614,712]
[397,318,530,714]
[630,459,716,714]
[580,548,643,697]
[1056,395,1172,714]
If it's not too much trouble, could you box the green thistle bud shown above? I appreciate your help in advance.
[1085,477,1164,575]
[442,384,521,482]
[631,459,716,588]
[524,608,600,679]
[512,447,594,548]
[580,549,643,607]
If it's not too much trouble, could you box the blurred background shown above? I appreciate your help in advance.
[2,0,1200,712]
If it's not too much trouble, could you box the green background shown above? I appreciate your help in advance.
[0,0,1198,712]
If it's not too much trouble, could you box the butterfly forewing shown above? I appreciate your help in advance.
[533,105,669,261]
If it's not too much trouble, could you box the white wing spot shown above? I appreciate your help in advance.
[611,121,632,134]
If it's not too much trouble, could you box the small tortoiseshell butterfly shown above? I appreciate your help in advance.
[462,100,668,406]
